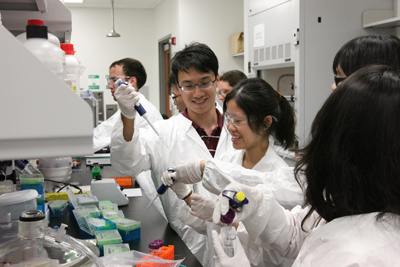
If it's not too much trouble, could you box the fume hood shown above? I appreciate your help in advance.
[0,0,93,160]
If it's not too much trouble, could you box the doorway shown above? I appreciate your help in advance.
[158,35,172,118]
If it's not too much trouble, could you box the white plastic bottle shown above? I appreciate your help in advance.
[61,43,81,95]
[16,20,61,48]
[23,20,66,80]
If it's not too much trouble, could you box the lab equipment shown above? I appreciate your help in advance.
[220,225,236,257]
[103,243,130,256]
[149,239,164,254]
[38,157,73,193]
[48,199,68,218]
[118,81,172,152]
[111,217,141,242]
[92,162,101,180]
[91,178,129,206]
[145,168,175,211]
[0,210,104,267]
[16,19,61,47]
[61,43,81,95]
[0,190,38,220]
[220,190,249,225]
[23,19,65,80]
[95,229,123,254]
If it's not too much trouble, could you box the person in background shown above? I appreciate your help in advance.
[212,65,400,266]
[92,58,165,218]
[217,70,247,102]
[163,77,299,267]
[167,73,186,113]
[331,35,400,90]
[110,43,235,265]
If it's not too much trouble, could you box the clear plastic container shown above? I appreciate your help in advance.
[23,21,65,80]
[101,210,124,220]
[95,229,122,254]
[220,225,236,257]
[16,19,61,47]
[0,210,104,266]
[103,243,130,256]
[61,43,81,96]
[48,200,68,218]
[111,218,141,242]
[0,190,38,220]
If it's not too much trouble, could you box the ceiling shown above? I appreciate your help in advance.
[63,0,165,9]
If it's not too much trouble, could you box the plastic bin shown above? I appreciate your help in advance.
[0,190,38,220]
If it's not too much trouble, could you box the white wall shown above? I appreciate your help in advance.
[69,8,157,108]
[68,0,245,112]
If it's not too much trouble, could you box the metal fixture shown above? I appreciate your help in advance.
[107,0,120,37]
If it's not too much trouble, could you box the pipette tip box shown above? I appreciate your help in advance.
[110,217,141,242]
[95,229,122,255]
[103,243,130,256]
[48,200,68,218]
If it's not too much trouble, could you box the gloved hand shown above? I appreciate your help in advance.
[212,182,263,225]
[212,230,251,267]
[170,182,192,200]
[161,158,204,186]
[114,79,139,119]
[189,193,215,221]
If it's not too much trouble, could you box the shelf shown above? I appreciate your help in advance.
[362,9,399,28]
[232,52,244,57]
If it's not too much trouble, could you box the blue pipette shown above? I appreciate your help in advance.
[118,81,172,152]
[145,168,175,210]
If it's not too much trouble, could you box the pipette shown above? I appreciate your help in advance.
[118,81,172,152]
[145,168,175,211]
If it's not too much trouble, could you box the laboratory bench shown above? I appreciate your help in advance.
[49,188,203,267]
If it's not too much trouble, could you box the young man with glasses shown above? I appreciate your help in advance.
[167,73,186,113]
[93,58,165,218]
[110,43,235,265]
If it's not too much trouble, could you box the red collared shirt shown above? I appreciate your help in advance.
[182,108,223,157]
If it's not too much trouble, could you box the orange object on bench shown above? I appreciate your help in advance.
[112,177,133,188]
[137,245,174,267]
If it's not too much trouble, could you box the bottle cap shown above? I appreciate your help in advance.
[26,24,47,39]
[27,19,44,26]
[61,43,75,55]
[235,192,245,202]
[149,239,164,249]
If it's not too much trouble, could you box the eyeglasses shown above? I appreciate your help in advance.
[177,77,217,92]
[107,76,131,84]
[172,94,181,101]
[334,76,346,86]
[217,88,230,97]
[224,112,248,128]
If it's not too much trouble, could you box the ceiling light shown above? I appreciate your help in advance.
[107,0,120,37]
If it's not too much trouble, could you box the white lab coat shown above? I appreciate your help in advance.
[93,93,166,219]
[110,111,235,264]
[178,147,303,267]
[293,212,400,266]
[243,185,400,266]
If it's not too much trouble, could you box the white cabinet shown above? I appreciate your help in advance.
[246,0,395,146]
[0,0,93,160]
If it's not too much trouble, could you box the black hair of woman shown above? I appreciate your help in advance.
[295,65,400,226]
[223,77,297,150]
[332,35,400,76]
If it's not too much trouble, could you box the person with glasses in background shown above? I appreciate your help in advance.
[167,73,186,113]
[93,58,165,218]
[217,70,247,102]
[162,77,299,267]
[110,43,236,265]
[331,35,400,90]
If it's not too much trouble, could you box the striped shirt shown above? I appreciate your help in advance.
[182,108,223,157]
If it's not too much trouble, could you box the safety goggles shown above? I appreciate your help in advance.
[224,112,248,128]
[107,76,131,84]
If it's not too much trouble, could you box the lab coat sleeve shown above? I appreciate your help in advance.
[110,116,153,177]
[93,110,120,152]
[241,184,320,259]
[178,204,208,235]
[202,159,304,209]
